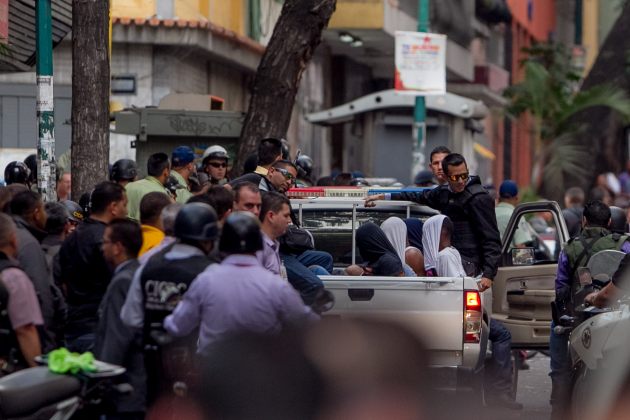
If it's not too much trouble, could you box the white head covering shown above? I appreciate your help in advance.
[380,217,407,264]
[422,215,447,271]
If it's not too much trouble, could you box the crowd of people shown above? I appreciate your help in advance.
[4,136,630,417]
[0,140,526,417]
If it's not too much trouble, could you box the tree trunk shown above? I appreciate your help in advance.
[71,0,110,199]
[234,0,336,174]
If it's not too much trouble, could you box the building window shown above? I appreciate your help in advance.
[111,75,136,95]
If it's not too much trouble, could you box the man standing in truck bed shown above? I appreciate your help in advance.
[366,153,520,409]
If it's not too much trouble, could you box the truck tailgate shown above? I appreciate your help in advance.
[320,276,465,354]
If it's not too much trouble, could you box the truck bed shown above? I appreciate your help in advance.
[319,275,487,370]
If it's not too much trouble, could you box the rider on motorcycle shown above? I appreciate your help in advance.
[551,200,630,419]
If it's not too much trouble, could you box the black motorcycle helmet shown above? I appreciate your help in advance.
[609,206,627,234]
[280,138,290,161]
[23,154,37,185]
[295,155,313,178]
[219,212,263,254]
[60,200,85,223]
[110,159,138,182]
[4,161,31,185]
[174,203,220,242]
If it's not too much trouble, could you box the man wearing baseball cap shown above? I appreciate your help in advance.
[495,180,531,246]
[170,146,196,204]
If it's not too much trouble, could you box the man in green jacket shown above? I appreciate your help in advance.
[170,146,195,204]
[125,153,172,221]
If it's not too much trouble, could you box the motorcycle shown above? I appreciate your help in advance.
[553,250,630,420]
[0,356,128,420]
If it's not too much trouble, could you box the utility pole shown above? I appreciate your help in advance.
[36,0,56,201]
[412,0,429,180]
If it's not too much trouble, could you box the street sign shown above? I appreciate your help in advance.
[395,31,446,95]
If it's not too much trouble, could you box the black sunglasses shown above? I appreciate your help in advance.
[276,167,296,182]
[208,162,227,168]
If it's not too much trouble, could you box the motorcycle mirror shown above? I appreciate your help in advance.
[578,267,592,286]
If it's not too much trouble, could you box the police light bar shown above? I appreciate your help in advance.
[287,187,365,198]
[366,187,433,196]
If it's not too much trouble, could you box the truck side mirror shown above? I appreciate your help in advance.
[511,248,535,266]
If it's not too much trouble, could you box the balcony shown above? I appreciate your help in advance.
[324,0,474,81]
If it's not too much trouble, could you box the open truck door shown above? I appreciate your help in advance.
[492,201,569,348]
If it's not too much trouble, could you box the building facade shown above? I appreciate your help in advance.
[0,0,332,178]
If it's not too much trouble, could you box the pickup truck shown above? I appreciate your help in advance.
[291,197,569,393]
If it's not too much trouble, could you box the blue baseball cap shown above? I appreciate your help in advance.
[172,146,195,166]
[499,180,518,198]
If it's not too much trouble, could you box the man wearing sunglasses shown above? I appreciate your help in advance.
[267,160,298,194]
[366,153,501,290]
[366,154,518,409]
[202,145,230,186]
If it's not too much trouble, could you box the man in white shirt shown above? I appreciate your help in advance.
[494,180,532,247]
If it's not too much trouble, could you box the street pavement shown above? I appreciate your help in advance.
[484,352,552,420]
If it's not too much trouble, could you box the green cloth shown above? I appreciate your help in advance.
[48,348,97,374]
[171,170,193,204]
[125,176,170,221]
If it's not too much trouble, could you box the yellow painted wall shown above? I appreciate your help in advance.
[329,0,383,29]
[111,0,246,36]
[204,0,245,35]
[582,0,599,75]
[111,0,156,18]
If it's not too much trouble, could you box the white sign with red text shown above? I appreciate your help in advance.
[395,31,446,95]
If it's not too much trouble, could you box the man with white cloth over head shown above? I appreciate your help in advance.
[380,217,416,277]
[421,215,466,277]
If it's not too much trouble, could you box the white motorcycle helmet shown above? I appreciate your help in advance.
[202,145,229,164]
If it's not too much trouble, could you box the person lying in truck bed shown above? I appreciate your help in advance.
[344,222,406,277]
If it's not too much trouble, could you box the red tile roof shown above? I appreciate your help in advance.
[112,17,265,54]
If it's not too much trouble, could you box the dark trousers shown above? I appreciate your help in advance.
[281,250,331,305]
[549,320,572,418]
[486,319,514,396]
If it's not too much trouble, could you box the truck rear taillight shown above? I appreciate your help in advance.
[464,290,482,343]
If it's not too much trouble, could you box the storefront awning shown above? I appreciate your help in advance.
[306,89,488,126]
[0,0,72,72]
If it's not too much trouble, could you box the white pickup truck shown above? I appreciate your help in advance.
[292,197,569,393]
